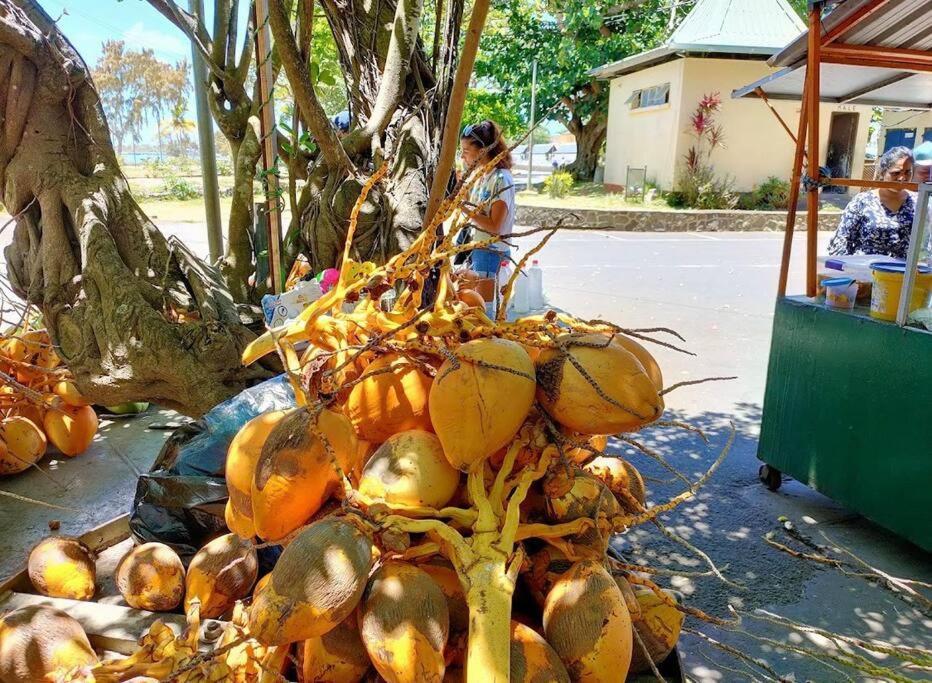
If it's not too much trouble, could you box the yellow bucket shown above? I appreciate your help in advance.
[870,262,932,321]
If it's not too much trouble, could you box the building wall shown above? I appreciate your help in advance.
[604,59,685,191]
[880,110,932,153]
[604,57,872,194]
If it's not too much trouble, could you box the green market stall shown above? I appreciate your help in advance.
[735,0,932,551]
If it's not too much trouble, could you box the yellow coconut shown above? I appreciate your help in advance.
[359,561,449,683]
[298,613,370,683]
[544,469,622,555]
[251,407,359,542]
[543,560,633,682]
[224,498,255,539]
[225,410,289,540]
[613,334,663,391]
[0,416,47,475]
[52,381,91,407]
[629,587,685,674]
[0,605,98,682]
[358,430,461,508]
[420,563,469,666]
[115,542,185,612]
[536,333,663,435]
[510,621,570,683]
[345,354,434,442]
[185,533,258,618]
[249,517,375,645]
[429,338,536,471]
[43,405,98,457]
[28,536,96,601]
[583,456,646,510]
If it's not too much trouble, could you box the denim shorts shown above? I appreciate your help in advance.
[470,248,508,278]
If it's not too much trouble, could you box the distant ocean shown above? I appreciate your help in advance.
[121,152,162,165]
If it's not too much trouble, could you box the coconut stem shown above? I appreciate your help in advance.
[464,560,515,683]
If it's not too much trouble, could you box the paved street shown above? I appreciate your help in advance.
[2,221,930,681]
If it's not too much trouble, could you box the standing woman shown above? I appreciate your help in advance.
[457,120,517,281]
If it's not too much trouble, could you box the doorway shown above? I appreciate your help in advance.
[826,112,860,193]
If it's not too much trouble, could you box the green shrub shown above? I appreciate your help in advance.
[159,172,201,200]
[748,176,791,210]
[543,170,574,199]
[673,166,737,210]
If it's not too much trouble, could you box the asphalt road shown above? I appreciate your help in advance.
[2,223,930,681]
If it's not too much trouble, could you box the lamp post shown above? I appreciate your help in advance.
[527,59,538,191]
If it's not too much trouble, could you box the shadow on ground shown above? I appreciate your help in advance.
[611,402,931,681]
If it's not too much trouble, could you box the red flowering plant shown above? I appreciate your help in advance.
[672,92,736,209]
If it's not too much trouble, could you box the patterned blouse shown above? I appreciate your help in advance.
[828,191,915,259]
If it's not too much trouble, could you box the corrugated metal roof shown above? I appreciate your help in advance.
[733,0,932,109]
[671,0,804,52]
[769,0,932,67]
[591,0,805,79]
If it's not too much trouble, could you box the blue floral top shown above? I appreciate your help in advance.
[828,191,915,259]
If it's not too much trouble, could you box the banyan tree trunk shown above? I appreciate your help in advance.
[0,0,269,417]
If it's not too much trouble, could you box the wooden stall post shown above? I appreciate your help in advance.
[778,85,809,297]
[805,4,823,298]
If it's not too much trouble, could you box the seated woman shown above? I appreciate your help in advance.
[457,120,516,280]
[828,146,915,259]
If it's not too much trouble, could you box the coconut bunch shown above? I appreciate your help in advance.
[0,327,98,472]
[192,161,733,682]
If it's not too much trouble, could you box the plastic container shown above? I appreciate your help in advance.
[870,262,932,321]
[528,260,544,310]
[823,277,857,310]
[512,268,531,314]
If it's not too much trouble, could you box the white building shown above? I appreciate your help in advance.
[591,0,872,194]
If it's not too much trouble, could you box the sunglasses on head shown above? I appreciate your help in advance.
[463,123,487,146]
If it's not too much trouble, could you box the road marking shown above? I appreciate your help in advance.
[689,233,720,241]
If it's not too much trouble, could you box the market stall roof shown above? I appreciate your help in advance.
[733,0,932,109]
[590,0,804,79]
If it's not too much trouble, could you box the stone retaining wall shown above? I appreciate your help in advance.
[515,205,840,232]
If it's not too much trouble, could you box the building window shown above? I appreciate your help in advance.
[627,83,670,109]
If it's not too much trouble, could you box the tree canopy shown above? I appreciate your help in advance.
[92,41,189,157]
[475,0,687,179]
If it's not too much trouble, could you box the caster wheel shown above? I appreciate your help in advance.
[759,464,782,492]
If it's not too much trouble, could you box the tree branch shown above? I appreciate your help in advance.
[266,0,353,174]
[211,0,232,68]
[364,0,424,137]
[145,0,224,78]
[424,0,492,226]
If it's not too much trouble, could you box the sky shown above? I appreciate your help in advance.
[46,0,227,146]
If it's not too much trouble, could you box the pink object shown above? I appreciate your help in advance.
[319,268,340,293]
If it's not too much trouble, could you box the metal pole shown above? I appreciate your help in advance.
[188,0,223,264]
[527,59,537,191]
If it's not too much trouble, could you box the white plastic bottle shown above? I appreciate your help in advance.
[512,267,531,314]
[528,259,544,309]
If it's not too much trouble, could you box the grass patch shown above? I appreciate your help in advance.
[516,182,670,210]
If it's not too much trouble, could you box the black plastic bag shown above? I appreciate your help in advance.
[130,375,295,562]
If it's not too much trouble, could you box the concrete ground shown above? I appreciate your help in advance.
[2,224,930,681]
